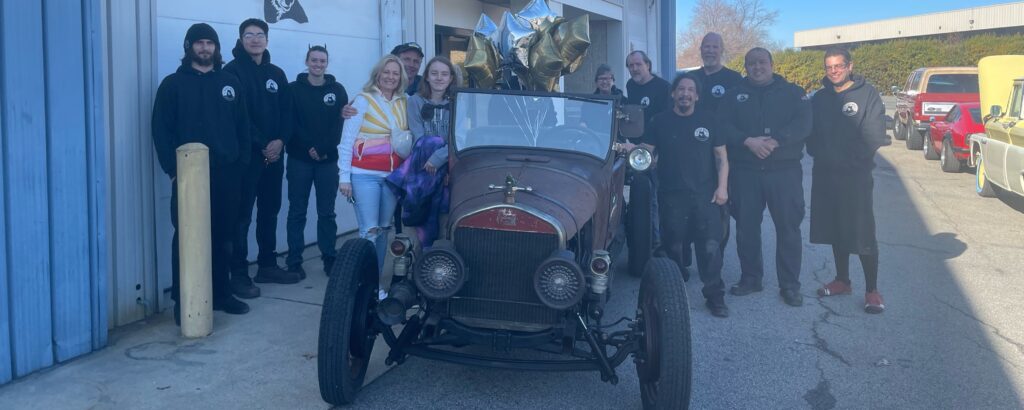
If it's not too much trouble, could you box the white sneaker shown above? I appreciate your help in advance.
[378,289,388,300]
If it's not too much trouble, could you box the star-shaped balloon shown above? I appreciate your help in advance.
[496,10,534,70]
[555,14,591,75]
[474,13,499,44]
[517,0,560,32]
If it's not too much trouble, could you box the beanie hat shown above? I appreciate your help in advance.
[239,18,269,38]
[184,23,220,50]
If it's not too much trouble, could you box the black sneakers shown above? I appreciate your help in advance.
[254,265,302,284]
[705,297,729,318]
[322,256,336,276]
[287,264,307,281]
[213,295,250,314]
[780,289,804,307]
[729,281,764,296]
[230,272,261,299]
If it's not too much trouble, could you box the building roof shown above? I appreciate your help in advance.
[794,2,1024,48]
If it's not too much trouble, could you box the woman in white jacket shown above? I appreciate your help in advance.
[337,54,409,298]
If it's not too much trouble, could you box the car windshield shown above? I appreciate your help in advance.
[927,74,979,93]
[453,91,614,159]
[968,107,982,123]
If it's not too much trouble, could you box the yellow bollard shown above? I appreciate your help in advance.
[176,143,213,338]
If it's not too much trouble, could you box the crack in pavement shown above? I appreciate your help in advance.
[262,296,323,307]
[798,260,853,367]
[877,240,957,257]
[933,295,1024,360]
[803,361,838,410]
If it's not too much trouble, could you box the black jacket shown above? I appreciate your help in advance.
[223,41,291,150]
[716,74,812,170]
[288,73,348,163]
[152,64,250,177]
[807,74,890,171]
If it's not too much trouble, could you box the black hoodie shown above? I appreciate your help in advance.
[223,41,291,150]
[716,73,812,170]
[807,74,891,171]
[288,73,348,162]
[152,64,250,177]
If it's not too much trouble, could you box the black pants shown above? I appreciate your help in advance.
[171,164,242,302]
[659,191,725,301]
[233,151,284,272]
[285,157,339,268]
[730,166,805,291]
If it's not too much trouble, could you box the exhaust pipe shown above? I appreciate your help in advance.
[378,280,418,325]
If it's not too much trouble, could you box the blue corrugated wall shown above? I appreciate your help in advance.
[0,0,108,384]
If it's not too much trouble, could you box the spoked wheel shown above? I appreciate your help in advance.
[627,172,653,277]
[318,239,380,406]
[637,257,692,409]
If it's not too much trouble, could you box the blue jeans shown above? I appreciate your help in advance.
[350,173,398,270]
[286,158,339,268]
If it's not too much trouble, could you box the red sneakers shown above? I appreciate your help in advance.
[817,280,853,297]
[865,291,885,314]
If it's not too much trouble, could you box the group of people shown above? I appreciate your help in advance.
[152,19,889,326]
[616,33,890,318]
[153,20,457,324]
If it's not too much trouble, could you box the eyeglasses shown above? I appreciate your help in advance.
[243,32,267,40]
[596,76,614,82]
[825,63,848,72]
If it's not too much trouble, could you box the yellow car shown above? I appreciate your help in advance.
[970,56,1024,198]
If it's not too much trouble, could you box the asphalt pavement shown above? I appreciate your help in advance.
[2,98,1024,409]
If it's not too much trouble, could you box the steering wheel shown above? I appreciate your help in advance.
[547,125,607,156]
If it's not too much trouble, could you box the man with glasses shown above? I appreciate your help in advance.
[392,42,424,96]
[224,18,299,298]
[807,47,890,314]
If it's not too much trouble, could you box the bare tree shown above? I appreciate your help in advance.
[677,0,780,68]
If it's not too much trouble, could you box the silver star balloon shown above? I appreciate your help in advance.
[517,0,559,32]
[474,13,498,41]
[496,10,534,70]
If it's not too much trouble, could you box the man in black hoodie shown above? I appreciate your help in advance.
[807,47,890,314]
[223,18,298,297]
[152,23,251,323]
[716,48,812,307]
[285,46,348,277]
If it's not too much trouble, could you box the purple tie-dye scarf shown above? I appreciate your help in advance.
[386,135,449,247]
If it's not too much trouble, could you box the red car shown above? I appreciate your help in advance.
[924,102,983,172]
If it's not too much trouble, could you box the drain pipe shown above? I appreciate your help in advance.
[660,0,677,80]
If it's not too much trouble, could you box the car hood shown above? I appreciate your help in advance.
[447,150,603,241]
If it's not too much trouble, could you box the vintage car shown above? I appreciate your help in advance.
[971,55,1024,198]
[924,102,982,173]
[893,67,979,151]
[316,88,692,409]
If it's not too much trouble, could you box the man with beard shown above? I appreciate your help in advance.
[224,18,299,297]
[644,74,731,318]
[807,47,890,314]
[717,48,811,307]
[690,32,743,114]
[152,23,251,323]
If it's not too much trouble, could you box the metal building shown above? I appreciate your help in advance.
[0,0,670,385]
[794,2,1024,49]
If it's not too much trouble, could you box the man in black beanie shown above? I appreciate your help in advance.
[152,23,252,324]
[224,18,299,297]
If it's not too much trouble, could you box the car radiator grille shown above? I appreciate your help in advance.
[451,227,561,327]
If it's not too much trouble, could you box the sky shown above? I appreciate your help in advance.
[676,0,1014,48]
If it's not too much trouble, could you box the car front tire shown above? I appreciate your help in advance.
[637,257,692,410]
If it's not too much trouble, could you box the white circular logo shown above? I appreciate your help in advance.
[842,102,859,116]
[711,85,726,97]
[323,93,336,106]
[694,127,710,142]
[221,86,236,101]
[640,96,651,107]
[266,79,279,93]
[737,93,749,102]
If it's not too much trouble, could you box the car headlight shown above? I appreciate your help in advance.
[533,251,586,310]
[414,245,466,300]
[628,147,653,171]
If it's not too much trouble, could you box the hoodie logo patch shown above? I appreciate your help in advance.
[324,93,336,106]
[711,85,725,98]
[694,127,710,142]
[640,96,651,108]
[843,102,859,116]
[222,86,236,101]
[266,79,279,93]
[737,93,749,102]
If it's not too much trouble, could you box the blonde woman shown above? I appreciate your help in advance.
[338,55,409,298]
